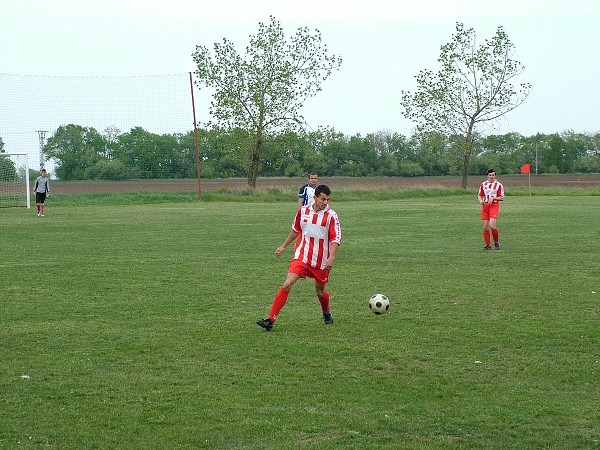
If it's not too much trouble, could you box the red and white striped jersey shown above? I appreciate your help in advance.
[291,205,341,269]
[479,180,504,203]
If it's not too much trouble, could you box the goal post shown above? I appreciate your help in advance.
[0,153,30,209]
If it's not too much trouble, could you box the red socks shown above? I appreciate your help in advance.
[269,288,289,322]
[483,230,491,246]
[318,290,330,312]
[484,229,499,246]
[268,288,331,321]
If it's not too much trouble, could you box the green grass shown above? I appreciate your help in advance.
[1,194,599,449]
[43,183,600,206]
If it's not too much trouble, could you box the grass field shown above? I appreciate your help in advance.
[1,192,599,449]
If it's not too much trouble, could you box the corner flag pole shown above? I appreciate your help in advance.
[520,163,532,196]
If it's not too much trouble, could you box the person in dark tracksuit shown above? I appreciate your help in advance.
[33,169,50,217]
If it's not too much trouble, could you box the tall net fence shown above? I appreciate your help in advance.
[0,73,200,194]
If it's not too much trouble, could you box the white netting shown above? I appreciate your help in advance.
[0,153,29,208]
[0,73,198,180]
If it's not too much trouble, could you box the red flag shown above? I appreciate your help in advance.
[520,163,531,174]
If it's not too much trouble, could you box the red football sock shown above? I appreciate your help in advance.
[269,288,289,322]
[483,230,491,246]
[492,228,499,244]
[318,290,330,312]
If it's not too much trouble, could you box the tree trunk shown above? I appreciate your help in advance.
[247,137,262,189]
[461,128,475,189]
[461,153,469,189]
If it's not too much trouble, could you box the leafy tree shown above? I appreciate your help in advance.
[192,15,342,188]
[102,126,121,160]
[397,161,424,177]
[574,154,600,173]
[539,133,565,174]
[411,132,456,176]
[0,154,18,182]
[537,132,588,174]
[479,132,526,174]
[366,131,400,176]
[401,23,532,188]
[45,124,105,180]
[588,133,600,156]
[197,127,249,178]
[560,130,589,173]
[269,130,315,177]
[0,137,16,181]
[321,138,350,176]
[85,159,135,180]
[115,127,186,179]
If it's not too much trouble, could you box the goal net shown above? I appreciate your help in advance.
[0,153,30,208]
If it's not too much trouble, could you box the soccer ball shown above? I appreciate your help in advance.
[369,294,390,315]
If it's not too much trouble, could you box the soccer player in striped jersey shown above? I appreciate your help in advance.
[297,172,318,209]
[478,168,504,250]
[257,184,341,331]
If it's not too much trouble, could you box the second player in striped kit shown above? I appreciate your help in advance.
[478,168,504,250]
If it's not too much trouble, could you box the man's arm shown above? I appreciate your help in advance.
[275,229,300,257]
[495,186,504,201]
[324,242,340,270]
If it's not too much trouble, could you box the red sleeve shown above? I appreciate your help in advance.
[328,213,341,245]
[292,210,302,233]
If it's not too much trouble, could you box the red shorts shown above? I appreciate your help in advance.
[481,202,500,220]
[289,259,331,285]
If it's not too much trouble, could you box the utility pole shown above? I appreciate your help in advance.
[535,133,539,175]
[36,130,47,170]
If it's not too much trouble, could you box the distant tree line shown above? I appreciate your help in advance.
[5,124,599,182]
[0,137,22,182]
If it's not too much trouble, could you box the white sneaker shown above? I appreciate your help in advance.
[40,214,44,217]
[37,213,40,217]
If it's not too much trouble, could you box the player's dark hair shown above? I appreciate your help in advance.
[315,184,331,196]
[486,168,496,175]
[308,171,317,177]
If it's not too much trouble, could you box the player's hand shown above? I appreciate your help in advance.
[275,246,285,257]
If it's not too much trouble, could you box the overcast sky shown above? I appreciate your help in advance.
[1,0,599,137]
